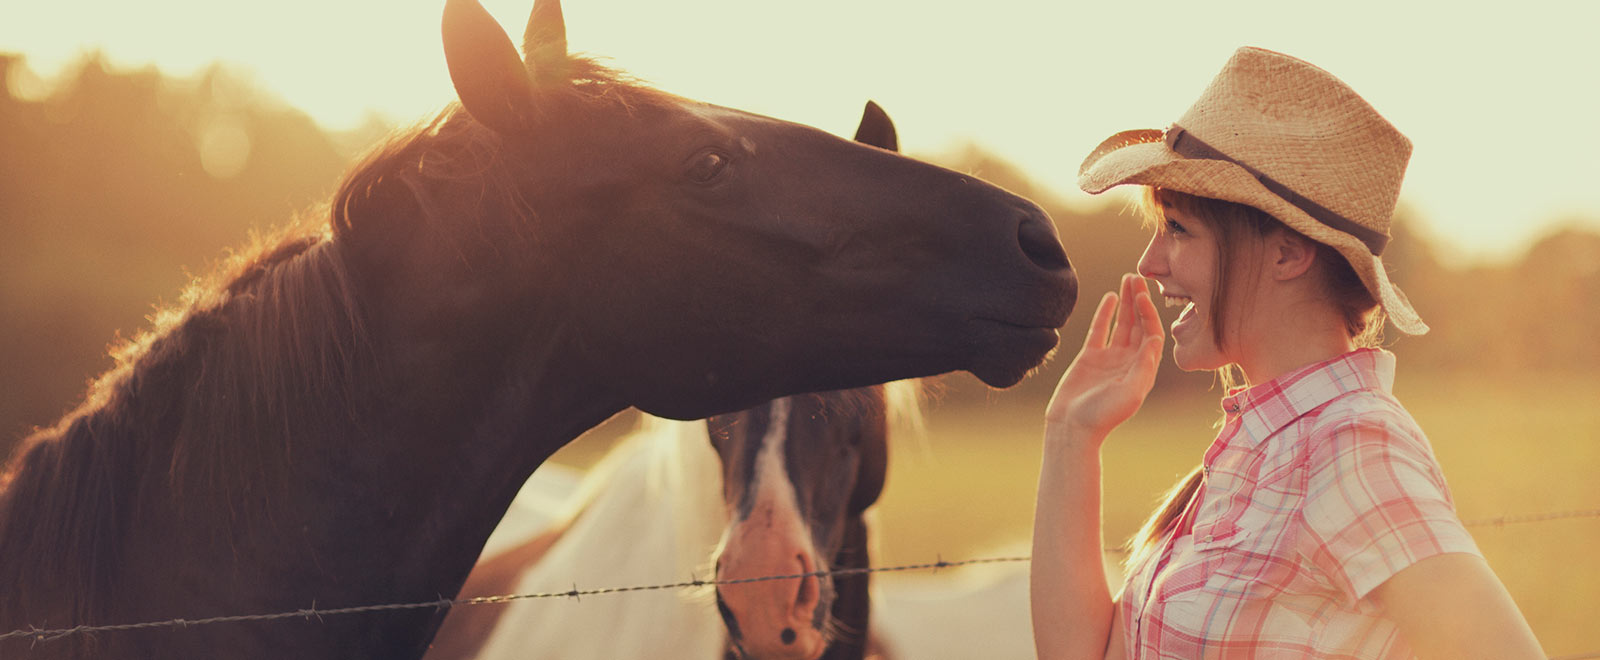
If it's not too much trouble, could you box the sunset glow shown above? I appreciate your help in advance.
[4,0,1597,264]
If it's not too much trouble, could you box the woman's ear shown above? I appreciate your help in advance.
[1268,228,1318,281]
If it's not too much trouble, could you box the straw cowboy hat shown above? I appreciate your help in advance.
[1078,46,1428,335]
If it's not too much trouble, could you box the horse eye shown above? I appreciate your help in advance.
[686,150,729,183]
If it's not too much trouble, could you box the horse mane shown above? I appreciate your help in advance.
[0,54,680,629]
[0,214,374,628]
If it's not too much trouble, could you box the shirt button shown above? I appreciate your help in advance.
[1203,535,1214,543]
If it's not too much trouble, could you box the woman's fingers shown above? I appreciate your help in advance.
[1132,277,1164,341]
[1083,291,1119,351]
[1113,274,1137,348]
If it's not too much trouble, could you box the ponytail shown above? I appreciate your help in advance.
[1124,465,1204,569]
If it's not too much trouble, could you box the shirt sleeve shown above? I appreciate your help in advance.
[1298,405,1482,605]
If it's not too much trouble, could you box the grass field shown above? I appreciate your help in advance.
[547,369,1599,656]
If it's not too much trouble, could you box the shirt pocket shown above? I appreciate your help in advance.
[1155,522,1251,604]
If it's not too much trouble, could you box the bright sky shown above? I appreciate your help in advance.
[4,0,1597,266]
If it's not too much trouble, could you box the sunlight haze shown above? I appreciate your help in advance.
[4,0,1597,266]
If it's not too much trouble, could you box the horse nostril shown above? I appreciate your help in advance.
[1018,215,1070,272]
[781,627,796,645]
[793,554,818,611]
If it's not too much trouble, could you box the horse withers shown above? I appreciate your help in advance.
[0,0,1075,658]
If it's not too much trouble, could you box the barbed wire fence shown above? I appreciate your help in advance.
[2,507,1596,656]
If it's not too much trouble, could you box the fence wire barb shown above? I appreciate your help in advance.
[0,555,1030,645]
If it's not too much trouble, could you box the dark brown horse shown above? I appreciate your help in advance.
[0,0,1076,657]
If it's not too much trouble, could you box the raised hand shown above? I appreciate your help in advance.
[1044,273,1165,442]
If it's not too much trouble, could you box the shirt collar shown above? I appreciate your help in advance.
[1218,348,1396,448]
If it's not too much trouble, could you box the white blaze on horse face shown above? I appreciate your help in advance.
[745,397,817,560]
[718,397,829,660]
[754,398,795,509]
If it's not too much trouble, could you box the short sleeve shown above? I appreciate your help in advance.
[1299,409,1481,604]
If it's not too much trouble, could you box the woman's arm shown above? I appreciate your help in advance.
[1370,553,1545,659]
[1032,274,1164,660]
[1032,422,1114,659]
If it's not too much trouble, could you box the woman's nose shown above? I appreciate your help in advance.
[1136,235,1165,279]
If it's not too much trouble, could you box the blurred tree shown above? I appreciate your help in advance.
[0,54,355,457]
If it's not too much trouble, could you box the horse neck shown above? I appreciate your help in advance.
[217,238,628,655]
[0,229,625,659]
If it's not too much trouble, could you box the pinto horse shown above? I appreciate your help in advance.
[429,103,908,660]
[0,0,1075,657]
[426,381,914,660]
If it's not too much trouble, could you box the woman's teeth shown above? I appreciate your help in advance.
[1163,295,1191,309]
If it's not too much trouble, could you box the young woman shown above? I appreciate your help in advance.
[1030,47,1545,659]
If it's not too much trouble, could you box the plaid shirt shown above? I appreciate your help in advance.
[1119,348,1481,659]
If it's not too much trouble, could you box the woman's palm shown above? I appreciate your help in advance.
[1046,275,1165,437]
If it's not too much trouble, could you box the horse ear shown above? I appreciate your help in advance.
[522,0,569,76]
[442,0,536,134]
[852,100,898,152]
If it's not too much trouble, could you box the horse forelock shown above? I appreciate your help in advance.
[330,58,676,254]
[797,380,925,444]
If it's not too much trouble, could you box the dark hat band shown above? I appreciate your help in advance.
[1164,124,1390,255]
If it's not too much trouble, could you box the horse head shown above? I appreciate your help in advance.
[706,383,897,660]
[340,0,1077,424]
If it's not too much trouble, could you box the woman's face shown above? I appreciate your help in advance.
[1137,201,1247,372]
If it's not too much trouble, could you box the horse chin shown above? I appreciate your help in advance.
[965,323,1062,388]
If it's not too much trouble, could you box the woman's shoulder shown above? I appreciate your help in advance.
[1298,388,1435,470]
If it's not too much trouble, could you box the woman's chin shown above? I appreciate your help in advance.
[1171,344,1226,373]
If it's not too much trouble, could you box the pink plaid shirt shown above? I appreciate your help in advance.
[1119,348,1481,659]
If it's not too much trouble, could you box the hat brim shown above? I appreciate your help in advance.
[1078,129,1429,335]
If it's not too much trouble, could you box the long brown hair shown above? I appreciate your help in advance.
[1124,187,1383,566]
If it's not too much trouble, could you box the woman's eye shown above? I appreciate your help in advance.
[1165,218,1187,235]
[686,151,728,183]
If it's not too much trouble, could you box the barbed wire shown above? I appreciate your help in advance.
[1462,508,1600,528]
[0,555,1028,645]
[3,506,1596,648]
